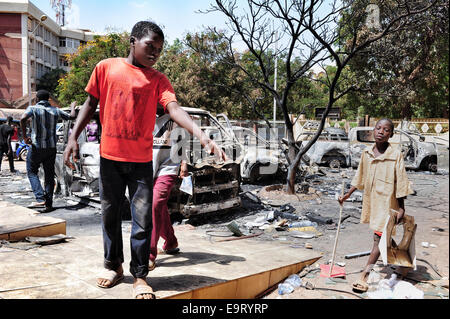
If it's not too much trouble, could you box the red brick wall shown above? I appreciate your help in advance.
[0,13,23,102]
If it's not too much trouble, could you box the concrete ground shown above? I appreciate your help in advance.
[0,160,448,300]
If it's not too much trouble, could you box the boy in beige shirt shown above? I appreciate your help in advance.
[339,118,414,292]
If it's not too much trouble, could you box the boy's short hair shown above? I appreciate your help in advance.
[131,21,164,41]
[376,118,395,137]
[36,90,50,101]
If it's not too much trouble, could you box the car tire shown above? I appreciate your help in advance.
[249,164,261,184]
[328,159,341,169]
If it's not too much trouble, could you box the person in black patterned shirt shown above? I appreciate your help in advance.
[20,90,76,211]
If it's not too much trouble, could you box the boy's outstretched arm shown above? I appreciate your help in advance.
[64,94,98,169]
[166,102,227,162]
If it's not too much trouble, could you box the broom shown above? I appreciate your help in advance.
[327,181,346,277]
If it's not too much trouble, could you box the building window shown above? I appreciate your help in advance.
[66,38,73,48]
[59,56,69,67]
[52,51,58,66]
[27,17,33,32]
[59,37,66,47]
[36,63,44,79]
[45,47,51,63]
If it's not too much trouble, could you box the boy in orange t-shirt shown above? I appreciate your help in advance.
[64,21,226,299]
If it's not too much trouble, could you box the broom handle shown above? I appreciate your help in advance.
[329,181,345,277]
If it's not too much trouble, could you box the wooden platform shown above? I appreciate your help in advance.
[0,201,66,241]
[0,210,321,299]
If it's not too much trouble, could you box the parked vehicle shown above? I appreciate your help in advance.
[231,126,286,183]
[54,106,244,218]
[295,126,437,172]
[349,127,438,172]
[15,140,31,161]
[296,127,350,169]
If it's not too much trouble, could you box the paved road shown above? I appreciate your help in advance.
[1,161,448,299]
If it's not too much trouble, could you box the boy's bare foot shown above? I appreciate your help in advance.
[97,265,124,288]
[133,277,155,299]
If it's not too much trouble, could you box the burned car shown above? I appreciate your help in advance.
[296,127,350,169]
[348,127,438,172]
[293,124,437,172]
[231,126,286,183]
[164,107,243,217]
[54,106,243,218]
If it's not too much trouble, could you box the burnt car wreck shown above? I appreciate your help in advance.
[54,106,243,218]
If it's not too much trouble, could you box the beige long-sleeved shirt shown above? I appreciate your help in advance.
[351,144,414,232]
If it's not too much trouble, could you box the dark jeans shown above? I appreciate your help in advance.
[99,157,153,279]
[0,145,15,172]
[26,146,56,207]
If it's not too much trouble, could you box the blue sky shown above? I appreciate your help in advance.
[30,0,334,70]
[31,0,227,42]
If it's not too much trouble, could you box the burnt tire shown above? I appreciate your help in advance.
[421,157,438,173]
[249,164,261,184]
[328,159,341,169]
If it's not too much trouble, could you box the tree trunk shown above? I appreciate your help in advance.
[287,164,297,195]
[285,124,298,195]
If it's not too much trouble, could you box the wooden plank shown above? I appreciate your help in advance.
[164,257,320,299]
[0,222,66,241]
[0,202,66,241]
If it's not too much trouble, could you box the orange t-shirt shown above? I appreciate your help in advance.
[85,58,177,162]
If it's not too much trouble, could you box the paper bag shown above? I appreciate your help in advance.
[179,175,193,196]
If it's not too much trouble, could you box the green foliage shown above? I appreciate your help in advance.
[340,0,449,119]
[36,68,66,95]
[56,33,130,105]
[56,2,448,121]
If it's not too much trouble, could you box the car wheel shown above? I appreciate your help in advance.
[428,162,438,173]
[328,159,341,169]
[249,164,261,184]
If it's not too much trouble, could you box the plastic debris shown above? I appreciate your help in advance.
[179,175,193,195]
[285,274,302,288]
[319,264,346,278]
[289,220,318,228]
[277,283,294,295]
[277,274,302,295]
[345,250,371,259]
[367,274,424,299]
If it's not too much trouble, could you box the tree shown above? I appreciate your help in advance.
[36,68,66,95]
[203,0,439,194]
[56,33,130,105]
[342,0,449,119]
[157,32,247,116]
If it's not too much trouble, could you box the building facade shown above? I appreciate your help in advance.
[0,0,95,103]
